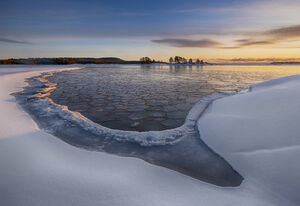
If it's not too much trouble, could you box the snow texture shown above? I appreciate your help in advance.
[198,75,300,204]
[0,65,298,205]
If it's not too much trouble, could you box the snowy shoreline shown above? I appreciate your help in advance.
[0,66,298,205]
[13,68,243,186]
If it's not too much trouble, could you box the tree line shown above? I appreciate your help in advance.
[139,57,166,64]
[140,56,205,64]
[169,56,204,64]
[0,57,140,65]
[1,57,205,65]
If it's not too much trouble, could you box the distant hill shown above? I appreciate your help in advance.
[270,62,300,65]
[0,57,140,65]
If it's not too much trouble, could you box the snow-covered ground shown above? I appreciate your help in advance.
[0,66,298,205]
[198,75,300,204]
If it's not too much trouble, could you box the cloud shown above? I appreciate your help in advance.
[237,25,300,46]
[0,37,32,45]
[234,38,277,47]
[223,24,300,49]
[263,24,300,39]
[151,24,300,49]
[151,38,222,48]
[151,37,277,49]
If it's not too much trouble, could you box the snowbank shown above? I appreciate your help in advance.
[198,75,300,204]
[0,66,296,205]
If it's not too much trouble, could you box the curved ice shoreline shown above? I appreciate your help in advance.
[14,70,245,186]
[1,66,299,206]
[18,70,250,146]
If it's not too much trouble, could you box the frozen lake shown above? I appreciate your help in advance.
[47,64,300,131]
[13,64,300,186]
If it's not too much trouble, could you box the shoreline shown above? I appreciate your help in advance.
[14,67,243,186]
[0,66,298,205]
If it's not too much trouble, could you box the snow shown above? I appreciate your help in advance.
[198,75,300,204]
[0,65,298,205]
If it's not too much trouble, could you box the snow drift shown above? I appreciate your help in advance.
[198,75,300,204]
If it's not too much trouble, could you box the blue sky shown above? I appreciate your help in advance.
[1,0,300,62]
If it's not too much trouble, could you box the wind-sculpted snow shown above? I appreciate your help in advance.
[197,75,300,203]
[14,72,244,186]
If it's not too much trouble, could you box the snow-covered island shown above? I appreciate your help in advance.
[1,65,300,206]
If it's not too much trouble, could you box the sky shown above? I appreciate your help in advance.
[1,0,300,62]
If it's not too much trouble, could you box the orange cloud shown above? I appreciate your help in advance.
[151,38,222,48]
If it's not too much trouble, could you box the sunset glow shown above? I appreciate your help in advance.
[1,0,300,63]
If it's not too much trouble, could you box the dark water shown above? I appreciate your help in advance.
[15,64,300,186]
[47,64,300,131]
[14,78,243,186]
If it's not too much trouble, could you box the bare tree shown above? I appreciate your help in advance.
[140,57,152,64]
[174,56,181,63]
